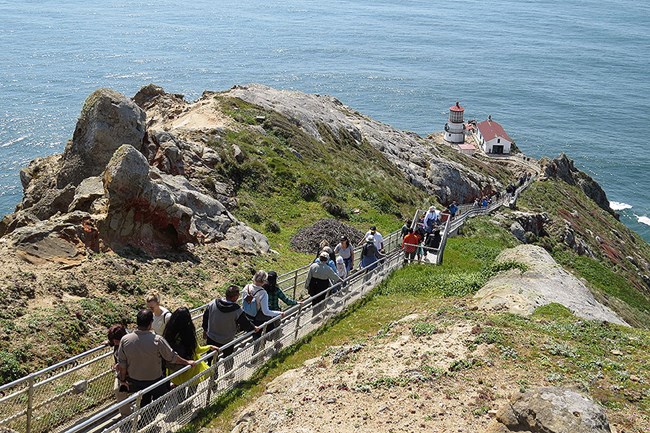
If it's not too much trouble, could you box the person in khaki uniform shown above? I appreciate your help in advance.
[117,309,195,408]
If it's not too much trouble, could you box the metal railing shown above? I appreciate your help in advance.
[65,249,406,433]
[0,229,404,433]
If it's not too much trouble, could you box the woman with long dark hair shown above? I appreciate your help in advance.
[163,307,217,386]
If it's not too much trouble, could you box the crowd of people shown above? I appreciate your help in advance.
[107,225,394,418]
[400,206,447,265]
[104,209,470,419]
[96,181,526,424]
[108,272,299,417]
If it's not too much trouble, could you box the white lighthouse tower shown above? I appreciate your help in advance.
[444,101,465,144]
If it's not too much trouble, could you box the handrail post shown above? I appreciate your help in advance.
[26,374,34,433]
[292,270,298,300]
[294,302,303,340]
[205,350,219,406]
[130,393,143,433]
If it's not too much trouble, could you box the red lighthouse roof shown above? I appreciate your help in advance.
[477,118,512,142]
[450,101,464,112]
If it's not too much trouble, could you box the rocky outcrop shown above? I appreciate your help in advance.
[473,244,627,325]
[58,88,147,188]
[2,211,95,265]
[509,212,550,244]
[485,387,611,433]
[561,221,594,257]
[100,144,267,254]
[541,154,614,216]
[1,87,269,259]
[427,161,495,205]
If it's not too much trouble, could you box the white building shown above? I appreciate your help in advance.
[476,116,512,154]
[443,102,465,144]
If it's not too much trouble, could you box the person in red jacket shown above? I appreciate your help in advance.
[402,228,419,265]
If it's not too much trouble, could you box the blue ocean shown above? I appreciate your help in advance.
[1,0,648,240]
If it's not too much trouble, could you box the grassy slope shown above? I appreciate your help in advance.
[183,218,650,433]
[208,96,431,272]
[4,93,650,431]
[176,100,650,431]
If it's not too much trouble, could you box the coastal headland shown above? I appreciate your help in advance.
[0,85,649,432]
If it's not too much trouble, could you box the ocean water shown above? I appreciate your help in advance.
[1,0,648,240]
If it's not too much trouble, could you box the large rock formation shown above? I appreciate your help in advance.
[100,144,267,254]
[473,244,627,325]
[0,88,269,259]
[541,154,614,216]
[58,88,147,188]
[224,84,502,204]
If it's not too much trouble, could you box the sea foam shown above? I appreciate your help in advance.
[636,215,650,227]
[609,201,633,211]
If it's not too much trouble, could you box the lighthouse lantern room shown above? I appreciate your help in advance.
[444,101,465,144]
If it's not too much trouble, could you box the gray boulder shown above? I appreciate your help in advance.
[484,387,611,433]
[58,88,146,188]
[428,158,492,204]
[4,211,94,265]
[218,224,271,255]
[15,154,65,220]
[473,244,627,325]
[510,222,526,243]
[133,83,166,110]
[0,210,40,237]
[68,176,104,213]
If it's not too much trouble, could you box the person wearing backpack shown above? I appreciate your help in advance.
[360,235,383,272]
[242,270,285,359]
[305,252,342,319]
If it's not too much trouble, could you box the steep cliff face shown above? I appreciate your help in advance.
[541,153,614,215]
[1,88,269,258]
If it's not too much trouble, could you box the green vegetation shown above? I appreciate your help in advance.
[378,219,526,298]
[0,350,27,383]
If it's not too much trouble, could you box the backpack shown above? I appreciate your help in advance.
[242,285,260,317]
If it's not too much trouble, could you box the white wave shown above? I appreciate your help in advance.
[0,135,29,148]
[635,215,650,227]
[609,201,633,211]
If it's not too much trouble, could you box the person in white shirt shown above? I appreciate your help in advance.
[243,270,285,357]
[335,256,347,279]
[145,291,171,335]
[360,225,384,252]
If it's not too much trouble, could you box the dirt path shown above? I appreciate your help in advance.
[218,314,512,433]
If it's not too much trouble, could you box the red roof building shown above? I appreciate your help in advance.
[449,102,464,112]
[475,117,512,154]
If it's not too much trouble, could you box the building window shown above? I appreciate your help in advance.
[497,138,501,143]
